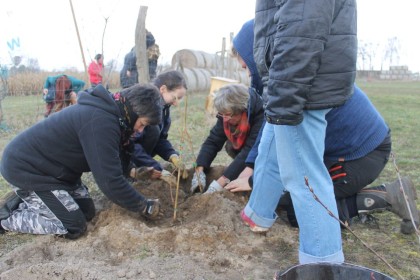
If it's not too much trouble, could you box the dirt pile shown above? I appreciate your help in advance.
[0,167,299,279]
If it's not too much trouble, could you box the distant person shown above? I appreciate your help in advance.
[9,55,26,75]
[146,30,160,80]
[130,70,187,179]
[120,47,137,88]
[120,30,160,88]
[0,84,163,239]
[88,54,104,87]
[42,74,85,117]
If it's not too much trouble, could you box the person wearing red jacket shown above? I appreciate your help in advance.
[88,54,104,87]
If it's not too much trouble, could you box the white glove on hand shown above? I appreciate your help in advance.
[204,180,224,194]
[191,170,206,193]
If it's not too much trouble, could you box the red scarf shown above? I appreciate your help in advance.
[223,111,250,150]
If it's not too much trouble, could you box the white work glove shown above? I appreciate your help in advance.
[191,170,206,193]
[204,180,224,194]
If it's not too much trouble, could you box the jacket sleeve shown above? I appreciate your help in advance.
[196,118,227,170]
[245,120,265,168]
[44,77,53,89]
[88,62,99,77]
[265,1,334,125]
[127,52,137,71]
[131,142,163,171]
[72,80,86,92]
[80,115,148,213]
[152,111,178,161]
[88,62,94,75]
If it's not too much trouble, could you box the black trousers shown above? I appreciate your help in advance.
[280,132,392,226]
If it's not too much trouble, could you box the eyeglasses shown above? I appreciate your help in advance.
[217,112,234,120]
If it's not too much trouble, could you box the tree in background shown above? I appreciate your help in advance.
[383,37,400,69]
[357,41,378,70]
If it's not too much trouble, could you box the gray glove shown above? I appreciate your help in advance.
[191,170,206,193]
[204,180,224,194]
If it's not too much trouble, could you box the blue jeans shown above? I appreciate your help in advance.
[244,110,344,264]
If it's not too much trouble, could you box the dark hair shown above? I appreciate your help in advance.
[121,84,162,125]
[95,54,102,60]
[146,31,155,48]
[152,70,187,91]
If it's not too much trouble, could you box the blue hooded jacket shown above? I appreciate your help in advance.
[232,19,263,96]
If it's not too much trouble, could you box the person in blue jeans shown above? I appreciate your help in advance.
[241,0,358,264]
[227,19,419,235]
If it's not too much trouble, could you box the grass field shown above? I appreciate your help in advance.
[0,80,419,278]
[1,80,419,194]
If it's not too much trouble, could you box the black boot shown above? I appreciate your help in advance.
[0,191,22,220]
[357,177,419,234]
[0,191,23,234]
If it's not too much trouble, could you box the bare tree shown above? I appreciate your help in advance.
[358,41,378,70]
[357,43,368,71]
[383,37,400,67]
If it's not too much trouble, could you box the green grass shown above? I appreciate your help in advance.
[0,80,419,279]
[1,80,419,195]
[355,80,420,189]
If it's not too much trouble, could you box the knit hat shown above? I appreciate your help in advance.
[232,19,263,95]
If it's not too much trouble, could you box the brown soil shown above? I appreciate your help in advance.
[0,166,418,279]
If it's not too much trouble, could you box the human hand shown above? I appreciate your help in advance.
[126,70,131,77]
[43,89,48,95]
[191,169,206,193]
[130,166,155,180]
[225,177,252,193]
[169,154,188,179]
[238,167,253,179]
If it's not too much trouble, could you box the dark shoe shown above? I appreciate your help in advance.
[358,177,419,234]
[400,218,419,234]
[385,177,419,234]
[0,191,22,221]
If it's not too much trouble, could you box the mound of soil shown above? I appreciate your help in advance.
[0,166,299,279]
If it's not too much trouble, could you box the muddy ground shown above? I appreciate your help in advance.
[0,166,419,280]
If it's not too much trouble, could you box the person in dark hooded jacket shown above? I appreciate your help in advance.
[0,84,162,239]
[120,30,159,87]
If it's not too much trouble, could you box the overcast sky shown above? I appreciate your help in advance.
[1,0,419,72]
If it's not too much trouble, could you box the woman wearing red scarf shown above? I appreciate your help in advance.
[191,84,264,194]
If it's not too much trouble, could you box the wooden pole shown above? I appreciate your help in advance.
[135,6,149,84]
[69,0,89,83]
[220,37,226,77]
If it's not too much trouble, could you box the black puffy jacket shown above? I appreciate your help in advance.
[0,86,148,213]
[254,0,357,125]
